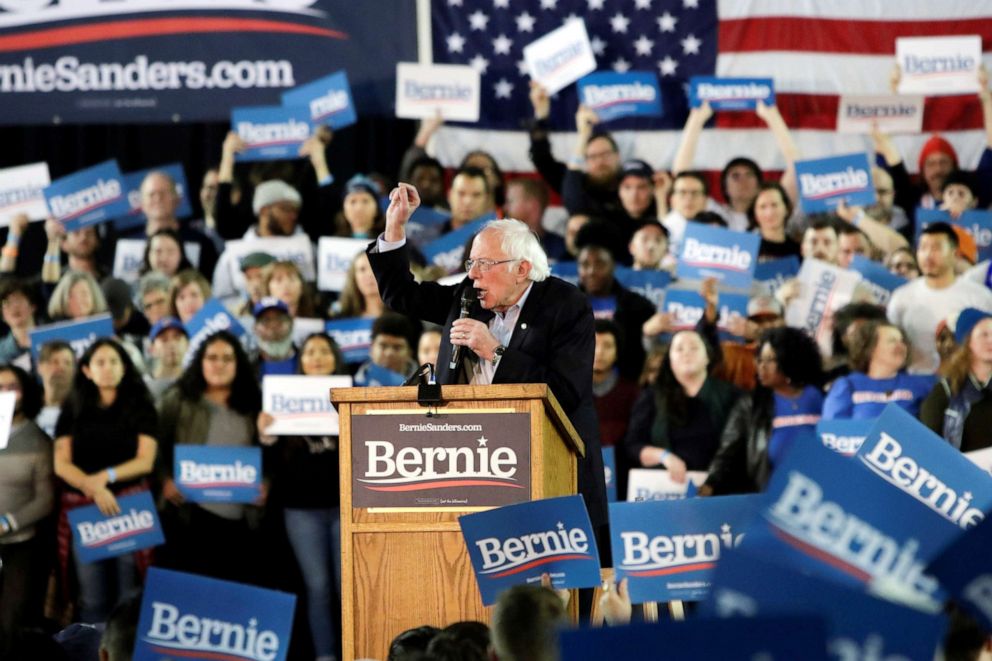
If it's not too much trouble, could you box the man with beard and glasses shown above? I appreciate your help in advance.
[561,106,624,220]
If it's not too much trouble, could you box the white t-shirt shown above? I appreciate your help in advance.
[887,276,992,374]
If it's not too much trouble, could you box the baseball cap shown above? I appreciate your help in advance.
[344,174,380,199]
[955,307,992,345]
[149,316,188,342]
[252,180,302,216]
[620,159,653,183]
[240,251,276,272]
[253,296,290,318]
[747,295,783,320]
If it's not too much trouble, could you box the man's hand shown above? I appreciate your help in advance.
[754,99,780,125]
[529,81,551,120]
[575,105,599,137]
[661,451,688,483]
[599,576,632,626]
[162,478,185,506]
[642,311,674,337]
[45,218,65,243]
[415,112,444,148]
[93,488,120,516]
[693,100,714,124]
[222,131,247,158]
[541,572,570,609]
[384,183,421,242]
[79,472,108,499]
[450,318,500,362]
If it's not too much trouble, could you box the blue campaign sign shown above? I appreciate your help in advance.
[662,289,748,341]
[174,445,261,504]
[577,71,662,123]
[354,362,406,387]
[421,215,492,273]
[609,495,763,603]
[558,616,827,661]
[856,404,992,535]
[29,314,114,364]
[849,255,907,306]
[231,105,312,162]
[928,516,992,632]
[603,447,617,502]
[281,70,357,130]
[68,491,165,564]
[689,76,775,110]
[134,567,296,661]
[614,267,670,309]
[702,549,947,661]
[325,317,374,364]
[796,153,876,214]
[459,495,601,605]
[742,440,948,603]
[183,299,247,367]
[117,163,193,231]
[677,224,759,289]
[44,160,130,231]
[816,418,875,457]
[550,261,579,286]
[753,256,800,296]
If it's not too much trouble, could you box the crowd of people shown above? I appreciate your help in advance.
[1,66,992,661]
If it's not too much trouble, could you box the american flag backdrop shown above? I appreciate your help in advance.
[427,0,992,185]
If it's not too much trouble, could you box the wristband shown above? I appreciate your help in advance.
[106,467,117,484]
[659,449,670,464]
[568,155,585,168]
[44,254,60,264]
[6,233,20,247]
[0,514,10,535]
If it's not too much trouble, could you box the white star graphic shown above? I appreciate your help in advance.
[590,36,607,56]
[633,34,654,56]
[446,32,466,54]
[684,0,699,7]
[563,12,581,23]
[492,34,513,55]
[657,12,677,32]
[557,521,565,530]
[515,11,536,32]
[540,0,557,9]
[494,78,514,98]
[477,436,489,447]
[721,523,731,534]
[658,56,678,76]
[516,59,529,76]
[493,0,509,7]
[468,10,489,31]
[965,491,973,500]
[635,0,652,8]
[681,33,702,55]
[469,55,490,75]
[587,0,605,9]
[612,57,630,73]
[609,12,630,33]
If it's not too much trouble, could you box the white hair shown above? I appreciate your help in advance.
[484,218,550,281]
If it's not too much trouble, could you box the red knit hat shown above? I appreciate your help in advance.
[918,135,958,172]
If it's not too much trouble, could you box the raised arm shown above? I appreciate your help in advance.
[672,101,713,174]
[756,100,801,205]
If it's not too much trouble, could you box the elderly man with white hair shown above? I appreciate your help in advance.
[366,182,608,537]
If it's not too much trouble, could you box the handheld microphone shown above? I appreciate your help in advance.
[449,288,475,370]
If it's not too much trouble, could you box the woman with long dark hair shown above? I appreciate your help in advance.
[747,182,801,262]
[258,332,347,661]
[156,330,262,583]
[702,327,824,495]
[53,339,158,622]
[138,229,194,279]
[621,330,740,483]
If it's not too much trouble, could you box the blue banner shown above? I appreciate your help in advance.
[558,616,827,661]
[742,440,947,603]
[816,418,874,457]
[577,71,662,123]
[928,517,992,633]
[796,153,876,214]
[689,76,775,110]
[134,567,296,661]
[421,214,493,273]
[174,445,262,503]
[117,162,193,232]
[458,495,601,605]
[614,267,670,309]
[754,256,800,296]
[232,105,312,162]
[44,160,130,230]
[677,224,759,289]
[281,69,357,130]
[603,447,617,503]
[702,549,947,661]
[68,491,165,564]
[856,404,992,534]
[183,298,247,367]
[325,317,373,364]
[29,314,114,364]
[354,362,407,387]
[609,495,763,603]
[0,3,417,124]
[550,261,579,287]
[849,255,907,306]
[662,289,748,341]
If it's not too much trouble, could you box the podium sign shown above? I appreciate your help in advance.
[351,412,531,508]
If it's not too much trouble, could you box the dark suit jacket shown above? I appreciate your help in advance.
[367,241,608,527]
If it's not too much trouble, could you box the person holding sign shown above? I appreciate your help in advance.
[53,339,158,623]
[258,332,346,661]
[367,182,608,533]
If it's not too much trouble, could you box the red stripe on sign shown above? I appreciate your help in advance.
[626,561,716,577]
[713,93,985,132]
[0,17,347,52]
[770,525,873,583]
[719,17,992,55]
[488,554,592,578]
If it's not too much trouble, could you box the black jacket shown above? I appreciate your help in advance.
[705,393,773,495]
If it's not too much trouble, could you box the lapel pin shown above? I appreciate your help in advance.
[520,323,527,330]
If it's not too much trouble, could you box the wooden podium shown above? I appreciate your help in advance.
[331,384,586,661]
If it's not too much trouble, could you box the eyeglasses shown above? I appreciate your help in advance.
[673,189,705,197]
[464,258,518,273]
